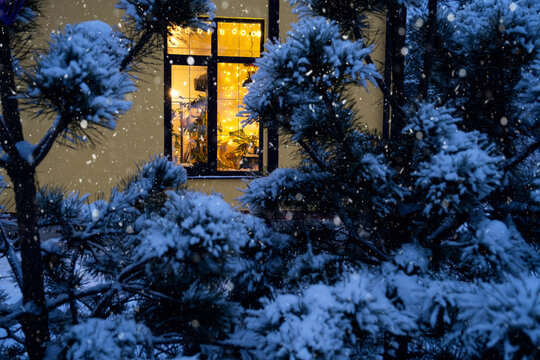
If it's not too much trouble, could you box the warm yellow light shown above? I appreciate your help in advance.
[185,28,191,34]
[241,30,246,36]
[232,29,237,35]
[170,89,179,98]
[197,28,203,34]
[256,31,262,37]
[219,29,225,35]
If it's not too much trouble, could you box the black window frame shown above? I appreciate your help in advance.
[164,17,266,178]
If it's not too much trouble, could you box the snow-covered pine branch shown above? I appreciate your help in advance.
[27,21,135,166]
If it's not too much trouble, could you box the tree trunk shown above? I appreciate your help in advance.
[417,0,438,101]
[1,23,49,360]
[10,166,49,360]
[0,25,23,155]
[389,3,407,138]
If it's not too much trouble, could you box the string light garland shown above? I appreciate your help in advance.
[174,26,261,37]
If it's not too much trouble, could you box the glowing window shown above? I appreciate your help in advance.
[217,22,262,57]
[171,65,208,167]
[217,63,259,171]
[166,19,265,175]
[167,24,211,56]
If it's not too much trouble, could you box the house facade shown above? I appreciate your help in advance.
[1,0,387,207]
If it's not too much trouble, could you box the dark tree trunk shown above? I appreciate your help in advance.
[0,25,22,153]
[0,24,49,360]
[389,3,407,138]
[10,166,49,360]
[417,0,439,101]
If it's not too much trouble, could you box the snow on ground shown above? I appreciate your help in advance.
[0,255,21,304]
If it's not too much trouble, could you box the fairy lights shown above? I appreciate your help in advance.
[217,28,261,37]
[179,27,261,37]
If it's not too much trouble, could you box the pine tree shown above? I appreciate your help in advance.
[237,0,540,358]
[0,0,537,358]
[0,1,214,359]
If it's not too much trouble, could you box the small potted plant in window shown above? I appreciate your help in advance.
[218,128,259,170]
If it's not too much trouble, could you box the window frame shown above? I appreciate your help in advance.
[164,17,266,178]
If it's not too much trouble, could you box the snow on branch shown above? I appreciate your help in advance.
[50,317,153,360]
[406,104,503,216]
[0,218,23,290]
[241,16,380,127]
[27,21,135,163]
[116,0,215,31]
[513,58,540,128]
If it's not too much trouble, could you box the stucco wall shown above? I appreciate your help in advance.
[0,0,387,209]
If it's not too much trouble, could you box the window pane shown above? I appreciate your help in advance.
[171,65,208,167]
[217,22,262,57]
[217,63,259,171]
[168,25,211,56]
[218,63,239,99]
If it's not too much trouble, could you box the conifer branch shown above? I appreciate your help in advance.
[120,29,154,72]
[32,116,67,167]
[503,140,540,171]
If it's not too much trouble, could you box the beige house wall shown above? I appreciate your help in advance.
[0,0,387,209]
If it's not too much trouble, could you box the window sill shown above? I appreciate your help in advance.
[187,175,260,180]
